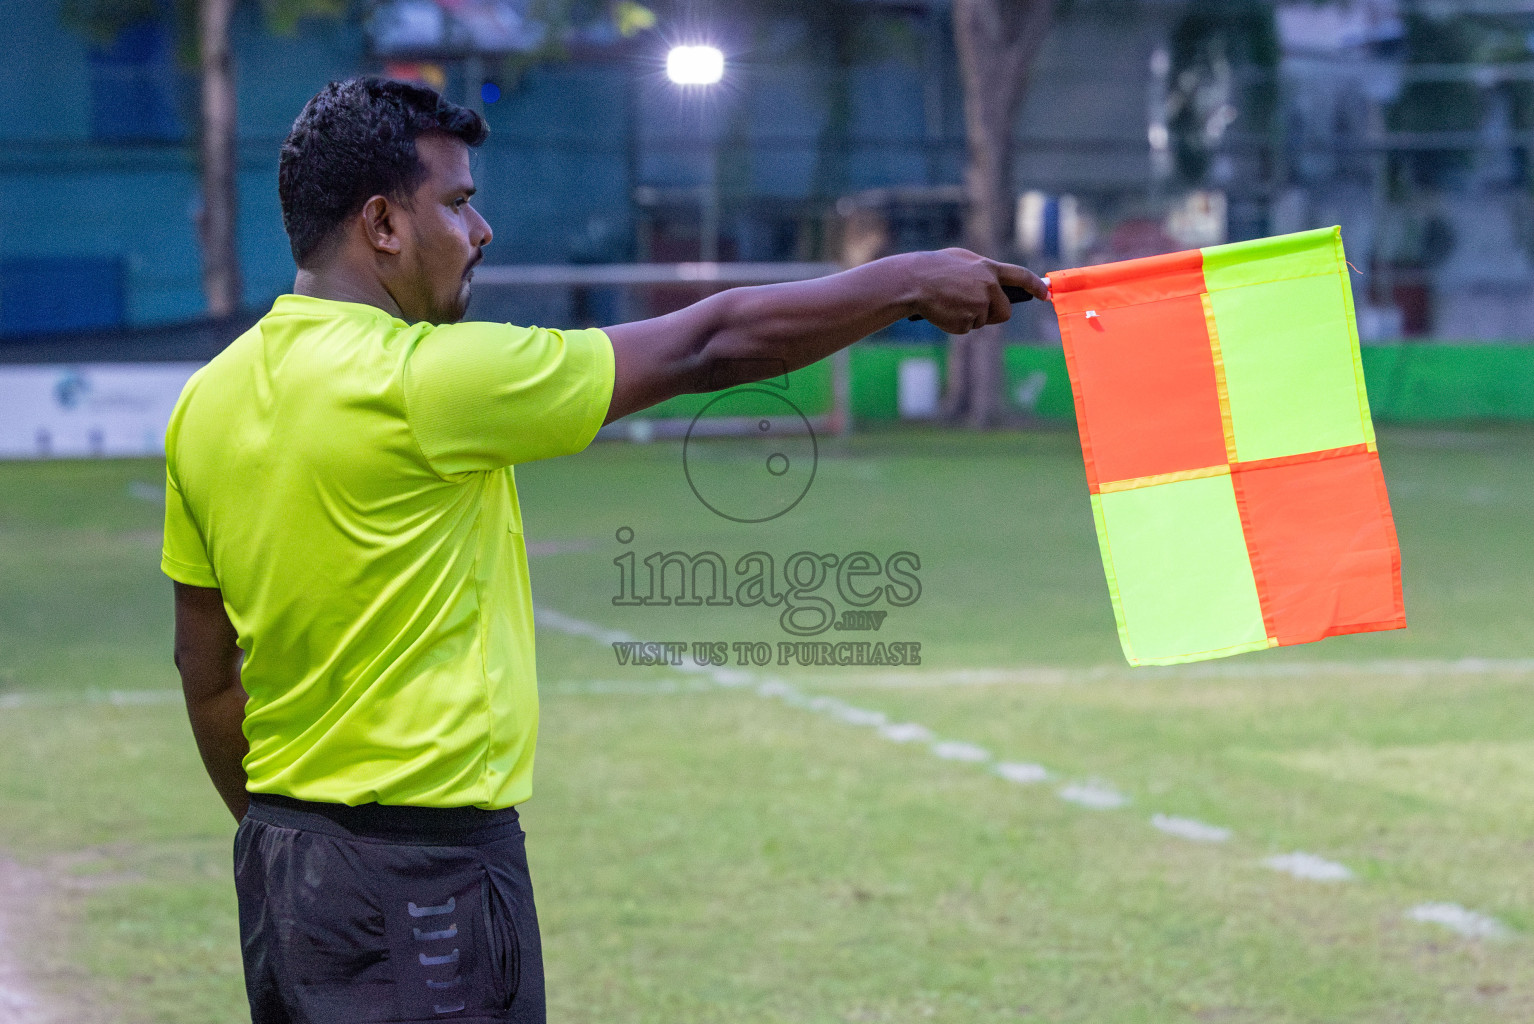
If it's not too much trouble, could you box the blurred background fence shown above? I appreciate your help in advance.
[6,0,1534,452]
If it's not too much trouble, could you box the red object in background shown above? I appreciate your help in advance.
[640,226,738,319]
[1093,217,1182,264]
[383,61,446,92]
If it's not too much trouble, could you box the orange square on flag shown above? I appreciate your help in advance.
[1063,294,1228,488]
[1232,449,1405,646]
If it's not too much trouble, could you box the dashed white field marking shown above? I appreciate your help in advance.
[1058,783,1128,810]
[535,607,633,646]
[1406,903,1508,939]
[834,666,1090,689]
[1176,658,1534,679]
[1263,852,1353,882]
[817,658,1534,689]
[0,689,180,711]
[532,606,1513,936]
[831,705,888,727]
[805,695,888,727]
[878,722,933,743]
[544,679,712,696]
[931,741,991,763]
[994,762,1049,785]
[1151,814,1231,843]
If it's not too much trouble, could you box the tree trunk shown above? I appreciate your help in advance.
[944,0,1054,428]
[198,0,242,318]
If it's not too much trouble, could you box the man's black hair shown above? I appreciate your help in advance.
[278,77,489,266]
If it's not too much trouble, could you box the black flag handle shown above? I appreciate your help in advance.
[908,283,1037,322]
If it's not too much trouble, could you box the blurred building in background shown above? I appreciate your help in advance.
[3,0,1534,343]
[1272,0,1534,342]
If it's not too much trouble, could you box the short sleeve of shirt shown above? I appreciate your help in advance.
[162,466,218,587]
[404,323,615,475]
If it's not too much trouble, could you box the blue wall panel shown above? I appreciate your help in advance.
[0,0,91,142]
[0,257,123,337]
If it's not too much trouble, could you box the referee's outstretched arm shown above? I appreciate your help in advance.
[601,250,1049,424]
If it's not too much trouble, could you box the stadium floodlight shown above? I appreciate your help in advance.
[663,44,725,260]
[666,45,724,86]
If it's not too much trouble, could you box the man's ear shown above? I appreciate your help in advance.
[361,195,403,255]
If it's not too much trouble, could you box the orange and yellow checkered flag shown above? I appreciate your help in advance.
[1052,226,1406,666]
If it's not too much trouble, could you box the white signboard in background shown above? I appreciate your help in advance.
[897,357,940,420]
[0,363,203,460]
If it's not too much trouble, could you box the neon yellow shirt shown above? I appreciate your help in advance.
[161,294,614,809]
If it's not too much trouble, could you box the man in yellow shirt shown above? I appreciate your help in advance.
[165,76,1044,1023]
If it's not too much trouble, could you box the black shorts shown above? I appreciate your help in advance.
[235,794,544,1024]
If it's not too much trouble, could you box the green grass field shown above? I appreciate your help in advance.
[2,424,1532,1023]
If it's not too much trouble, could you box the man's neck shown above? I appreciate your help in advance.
[292,265,405,320]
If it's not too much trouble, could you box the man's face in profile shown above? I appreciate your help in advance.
[394,133,492,324]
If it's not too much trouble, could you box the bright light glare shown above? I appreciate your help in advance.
[666,45,724,86]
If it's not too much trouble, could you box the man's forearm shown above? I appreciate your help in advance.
[173,582,251,823]
[186,685,251,821]
[688,256,921,388]
[603,248,1045,422]
[646,256,919,395]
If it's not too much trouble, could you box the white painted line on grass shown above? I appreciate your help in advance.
[831,705,888,727]
[806,695,880,725]
[106,690,182,705]
[1406,903,1508,939]
[1151,814,1231,843]
[544,679,713,696]
[814,658,1534,689]
[931,741,991,763]
[534,606,634,647]
[1185,658,1534,679]
[994,762,1049,785]
[828,666,1091,688]
[6,603,1496,948]
[531,607,1429,911]
[0,689,181,710]
[1058,783,1128,810]
[878,722,933,743]
[1263,852,1353,882]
